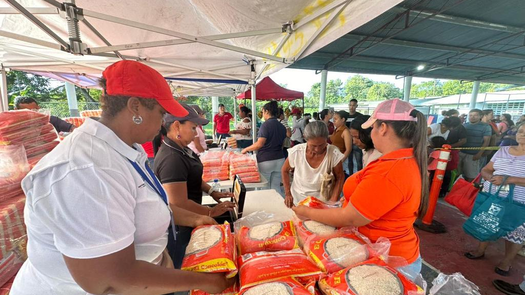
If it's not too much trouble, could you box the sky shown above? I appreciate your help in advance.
[270,68,439,94]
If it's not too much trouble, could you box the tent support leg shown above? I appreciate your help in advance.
[469,81,480,109]
[65,82,80,117]
[0,67,8,112]
[250,62,257,144]
[319,69,327,111]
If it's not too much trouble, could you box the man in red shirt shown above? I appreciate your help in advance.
[213,103,233,139]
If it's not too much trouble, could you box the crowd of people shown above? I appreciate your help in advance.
[9,59,525,294]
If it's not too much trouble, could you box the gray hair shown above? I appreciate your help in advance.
[304,121,329,140]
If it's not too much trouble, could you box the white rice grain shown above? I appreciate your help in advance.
[347,265,402,295]
[243,282,293,295]
[303,220,336,235]
[325,237,368,268]
[185,227,222,254]
[248,222,283,240]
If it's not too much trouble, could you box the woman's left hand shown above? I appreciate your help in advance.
[291,205,310,220]
[211,191,234,203]
[490,175,505,186]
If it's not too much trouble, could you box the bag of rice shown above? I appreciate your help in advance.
[239,277,311,295]
[235,211,298,255]
[318,257,423,295]
[305,231,383,274]
[181,223,237,278]
[238,249,322,291]
[305,280,321,295]
[191,282,238,295]
[297,196,341,210]
[294,219,337,248]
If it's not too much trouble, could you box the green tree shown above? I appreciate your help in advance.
[344,75,374,101]
[410,80,443,98]
[366,82,402,101]
[304,79,345,112]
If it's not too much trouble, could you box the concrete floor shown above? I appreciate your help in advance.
[417,200,525,295]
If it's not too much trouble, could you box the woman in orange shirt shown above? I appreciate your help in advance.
[293,99,429,276]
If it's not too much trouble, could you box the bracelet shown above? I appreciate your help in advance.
[208,187,215,195]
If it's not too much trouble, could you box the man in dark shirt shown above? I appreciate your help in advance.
[346,98,363,174]
[14,96,75,133]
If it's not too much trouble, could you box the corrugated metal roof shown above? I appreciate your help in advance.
[292,0,525,85]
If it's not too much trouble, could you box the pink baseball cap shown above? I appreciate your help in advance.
[361,99,417,129]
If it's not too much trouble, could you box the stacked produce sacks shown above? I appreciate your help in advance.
[63,117,86,128]
[229,153,260,183]
[201,151,231,182]
[80,109,102,117]
[0,110,61,292]
[182,197,426,295]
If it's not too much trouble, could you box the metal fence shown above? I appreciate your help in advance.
[39,101,101,118]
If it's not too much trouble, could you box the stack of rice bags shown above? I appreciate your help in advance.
[235,211,322,294]
[0,110,61,291]
[295,197,425,295]
[229,153,260,183]
[80,109,102,117]
[64,117,86,128]
[201,151,230,182]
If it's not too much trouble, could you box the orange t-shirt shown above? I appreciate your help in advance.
[343,148,421,264]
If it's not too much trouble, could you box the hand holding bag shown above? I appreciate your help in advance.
[463,177,525,241]
[445,174,482,216]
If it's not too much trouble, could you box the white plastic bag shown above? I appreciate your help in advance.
[429,272,481,295]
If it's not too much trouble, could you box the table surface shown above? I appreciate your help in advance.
[202,189,293,219]
[207,173,268,189]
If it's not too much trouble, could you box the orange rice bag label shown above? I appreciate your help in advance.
[182,223,237,278]
[238,249,322,291]
[306,232,375,274]
[238,221,298,255]
[319,257,422,295]
[191,283,238,295]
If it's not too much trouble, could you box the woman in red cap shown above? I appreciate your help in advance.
[292,99,430,279]
[11,61,234,295]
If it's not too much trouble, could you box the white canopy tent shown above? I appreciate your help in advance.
[0,0,402,138]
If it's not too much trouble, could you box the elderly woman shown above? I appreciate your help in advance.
[465,123,525,277]
[350,115,382,167]
[154,103,236,268]
[11,61,234,294]
[282,121,345,207]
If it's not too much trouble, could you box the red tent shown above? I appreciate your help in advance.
[236,77,304,101]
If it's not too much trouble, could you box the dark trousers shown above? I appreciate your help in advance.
[166,225,193,269]
[348,146,363,175]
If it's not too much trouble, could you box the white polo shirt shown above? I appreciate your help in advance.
[11,118,171,295]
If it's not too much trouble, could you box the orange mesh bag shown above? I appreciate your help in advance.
[64,117,86,127]
[238,249,322,291]
[304,230,390,274]
[318,257,424,295]
[181,223,237,278]
[239,277,311,295]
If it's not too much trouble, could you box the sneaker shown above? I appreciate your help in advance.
[493,280,525,295]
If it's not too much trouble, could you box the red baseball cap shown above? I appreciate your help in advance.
[291,108,301,115]
[102,60,188,117]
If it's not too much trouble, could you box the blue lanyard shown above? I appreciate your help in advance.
[128,160,177,240]
[128,160,167,205]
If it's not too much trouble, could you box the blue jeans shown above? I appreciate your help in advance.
[397,255,422,281]
[216,132,230,139]
[259,158,285,197]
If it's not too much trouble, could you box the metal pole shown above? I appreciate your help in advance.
[469,81,480,109]
[65,82,79,117]
[457,94,461,109]
[0,67,8,112]
[482,93,487,109]
[505,94,511,112]
[250,63,257,143]
[319,69,327,111]
[233,95,237,123]
[211,96,218,139]
[403,76,412,101]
